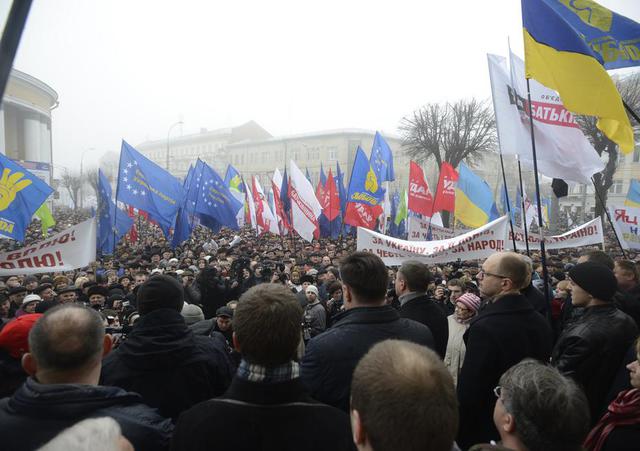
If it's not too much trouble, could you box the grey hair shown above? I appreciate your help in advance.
[499,359,590,451]
[37,417,123,451]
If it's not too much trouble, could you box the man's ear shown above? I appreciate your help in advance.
[21,353,37,376]
[500,411,516,434]
[350,408,366,446]
[343,284,352,304]
[103,334,113,357]
[232,332,241,353]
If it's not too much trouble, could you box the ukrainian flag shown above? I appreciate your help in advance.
[625,180,640,208]
[522,0,634,154]
[455,163,495,229]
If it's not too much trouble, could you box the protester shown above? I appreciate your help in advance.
[100,274,234,420]
[37,417,134,451]
[552,262,638,422]
[171,284,354,451]
[484,359,590,451]
[0,304,172,451]
[444,292,481,386]
[351,339,459,451]
[302,284,326,340]
[457,252,553,449]
[0,313,42,397]
[585,338,640,450]
[396,260,449,358]
[300,251,435,412]
[16,294,41,317]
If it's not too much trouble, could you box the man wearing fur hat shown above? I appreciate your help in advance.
[87,285,109,311]
[552,261,638,422]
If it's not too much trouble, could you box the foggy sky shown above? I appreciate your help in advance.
[4,0,640,171]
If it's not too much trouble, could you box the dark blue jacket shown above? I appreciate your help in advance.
[101,308,234,421]
[300,305,435,412]
[0,377,173,451]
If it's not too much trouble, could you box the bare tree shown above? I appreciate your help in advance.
[400,98,496,168]
[576,73,640,218]
[86,169,99,200]
[60,172,83,210]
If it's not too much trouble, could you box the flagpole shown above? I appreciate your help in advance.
[516,159,531,256]
[591,176,627,258]
[525,78,551,318]
[499,153,518,251]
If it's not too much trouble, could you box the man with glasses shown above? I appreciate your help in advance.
[456,252,553,449]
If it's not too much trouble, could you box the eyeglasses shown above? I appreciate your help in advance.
[478,269,509,280]
[493,386,502,398]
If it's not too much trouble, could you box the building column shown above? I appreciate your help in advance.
[23,111,41,162]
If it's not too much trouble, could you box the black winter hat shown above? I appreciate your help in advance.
[137,275,184,315]
[568,262,617,301]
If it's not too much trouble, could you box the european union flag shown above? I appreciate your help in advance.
[116,140,184,237]
[193,162,243,230]
[0,153,53,241]
[171,163,201,248]
[347,146,385,208]
[371,131,395,182]
[98,170,133,255]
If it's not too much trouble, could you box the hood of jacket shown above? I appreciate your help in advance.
[114,308,201,370]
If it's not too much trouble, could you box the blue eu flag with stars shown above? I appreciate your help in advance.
[98,169,133,255]
[193,162,243,230]
[116,140,184,237]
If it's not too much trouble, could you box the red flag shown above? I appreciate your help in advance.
[407,161,434,217]
[252,177,267,236]
[325,169,340,221]
[271,180,290,234]
[433,162,459,213]
[344,202,382,229]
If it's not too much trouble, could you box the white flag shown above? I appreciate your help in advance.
[252,176,280,235]
[289,160,322,242]
[488,53,604,184]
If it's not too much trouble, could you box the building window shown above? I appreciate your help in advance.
[609,179,623,194]
[329,149,337,161]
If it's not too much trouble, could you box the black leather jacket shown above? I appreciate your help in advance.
[552,304,638,420]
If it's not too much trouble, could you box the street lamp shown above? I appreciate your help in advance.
[166,121,184,172]
[80,147,96,209]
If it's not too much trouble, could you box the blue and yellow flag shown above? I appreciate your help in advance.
[346,146,385,207]
[522,0,634,153]
[542,0,640,70]
[0,154,53,241]
[454,163,495,229]
[370,131,395,183]
[625,179,640,208]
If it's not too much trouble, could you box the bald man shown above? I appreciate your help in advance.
[0,304,172,451]
[456,252,552,449]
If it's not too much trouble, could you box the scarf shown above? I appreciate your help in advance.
[584,389,640,451]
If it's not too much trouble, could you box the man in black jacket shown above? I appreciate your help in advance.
[396,260,448,358]
[172,283,353,451]
[552,262,638,422]
[0,303,172,451]
[300,252,435,412]
[101,274,234,421]
[457,252,553,449]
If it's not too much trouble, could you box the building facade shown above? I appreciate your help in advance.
[0,69,58,184]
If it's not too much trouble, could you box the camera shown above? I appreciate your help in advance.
[302,313,313,342]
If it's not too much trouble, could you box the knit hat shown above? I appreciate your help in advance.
[181,303,205,325]
[0,313,42,358]
[216,306,234,318]
[456,293,482,312]
[569,262,617,301]
[137,275,185,315]
[306,285,319,296]
[22,294,42,306]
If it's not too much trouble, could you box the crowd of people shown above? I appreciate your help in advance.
[0,210,639,450]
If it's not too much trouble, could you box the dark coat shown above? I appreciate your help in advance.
[400,293,449,358]
[171,376,354,451]
[457,293,553,449]
[522,282,548,317]
[300,305,435,412]
[599,424,640,451]
[0,377,173,451]
[101,308,234,421]
[614,285,640,330]
[552,304,638,421]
